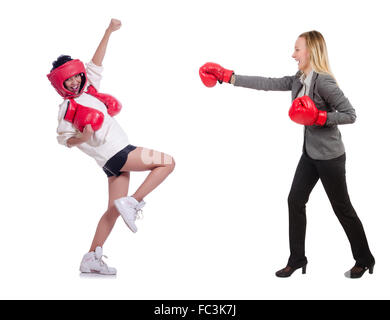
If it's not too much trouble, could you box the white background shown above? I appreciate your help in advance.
[0,0,389,300]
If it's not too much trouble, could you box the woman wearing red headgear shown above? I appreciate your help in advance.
[48,19,175,275]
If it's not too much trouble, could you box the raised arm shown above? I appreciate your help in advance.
[92,19,122,66]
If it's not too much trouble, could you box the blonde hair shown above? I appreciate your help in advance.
[299,30,335,80]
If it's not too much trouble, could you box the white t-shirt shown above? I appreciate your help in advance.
[56,61,130,167]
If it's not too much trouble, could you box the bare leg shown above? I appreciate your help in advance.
[87,147,174,251]
[120,147,175,202]
[89,172,130,252]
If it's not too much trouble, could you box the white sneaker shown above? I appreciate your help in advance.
[79,246,117,275]
[114,196,145,233]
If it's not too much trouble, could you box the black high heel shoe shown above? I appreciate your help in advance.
[275,264,307,278]
[344,263,375,279]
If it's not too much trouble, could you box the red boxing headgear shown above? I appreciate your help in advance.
[47,59,87,98]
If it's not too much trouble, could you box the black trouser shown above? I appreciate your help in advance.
[287,152,374,268]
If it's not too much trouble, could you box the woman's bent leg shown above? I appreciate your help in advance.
[120,147,175,201]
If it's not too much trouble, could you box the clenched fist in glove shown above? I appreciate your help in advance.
[289,96,327,126]
[199,62,234,87]
[64,99,105,132]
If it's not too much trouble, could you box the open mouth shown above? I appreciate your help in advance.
[70,85,80,93]
[296,60,304,68]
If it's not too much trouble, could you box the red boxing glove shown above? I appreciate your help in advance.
[199,62,234,87]
[289,96,327,126]
[86,85,122,117]
[64,99,104,132]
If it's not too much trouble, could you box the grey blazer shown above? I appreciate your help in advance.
[234,72,356,160]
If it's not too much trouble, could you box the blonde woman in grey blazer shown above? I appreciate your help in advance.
[199,30,374,278]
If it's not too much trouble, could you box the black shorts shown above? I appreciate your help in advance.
[102,144,137,177]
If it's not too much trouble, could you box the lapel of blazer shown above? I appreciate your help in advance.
[292,71,319,99]
[308,71,319,99]
[292,85,301,99]
[292,71,303,99]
